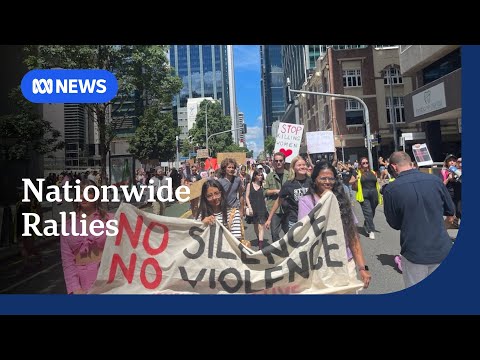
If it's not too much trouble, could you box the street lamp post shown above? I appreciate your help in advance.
[207,126,244,157]
[288,87,374,167]
[205,99,218,157]
[389,65,399,151]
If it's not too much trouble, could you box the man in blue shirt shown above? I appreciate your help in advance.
[383,151,455,288]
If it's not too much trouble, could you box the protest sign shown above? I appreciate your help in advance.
[217,152,246,166]
[273,122,304,163]
[196,149,209,159]
[90,191,363,294]
[306,131,335,154]
[412,143,433,167]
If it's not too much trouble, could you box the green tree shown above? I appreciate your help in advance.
[0,89,64,160]
[128,104,179,163]
[257,151,266,162]
[264,135,276,157]
[189,100,233,157]
[23,45,182,183]
[246,150,254,158]
[223,144,249,154]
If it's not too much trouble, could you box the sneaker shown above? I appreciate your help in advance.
[369,232,375,240]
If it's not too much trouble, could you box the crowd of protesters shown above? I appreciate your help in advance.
[14,149,460,293]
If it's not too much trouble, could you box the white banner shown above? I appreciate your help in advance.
[306,131,335,154]
[90,191,363,294]
[273,122,304,163]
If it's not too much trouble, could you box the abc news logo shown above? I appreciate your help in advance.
[21,69,118,103]
[32,78,107,95]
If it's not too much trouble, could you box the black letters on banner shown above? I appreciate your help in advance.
[309,239,323,270]
[244,270,263,293]
[216,227,237,260]
[263,239,289,264]
[322,230,343,267]
[287,221,308,247]
[218,268,243,293]
[184,227,205,259]
[179,266,206,288]
[287,251,310,282]
[265,266,283,289]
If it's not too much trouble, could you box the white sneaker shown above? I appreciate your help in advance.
[369,232,375,240]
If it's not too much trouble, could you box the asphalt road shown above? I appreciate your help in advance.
[0,199,457,295]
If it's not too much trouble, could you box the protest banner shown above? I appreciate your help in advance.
[306,131,335,154]
[217,152,247,166]
[90,191,363,294]
[273,122,304,163]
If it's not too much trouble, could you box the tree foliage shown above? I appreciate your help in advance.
[0,89,64,160]
[128,105,179,162]
[257,151,267,162]
[264,135,276,157]
[188,100,233,157]
[23,45,182,183]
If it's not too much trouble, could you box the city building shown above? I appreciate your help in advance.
[297,45,419,165]
[260,45,286,138]
[169,45,238,143]
[399,45,461,160]
[281,45,372,125]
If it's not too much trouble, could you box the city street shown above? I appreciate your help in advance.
[0,198,458,295]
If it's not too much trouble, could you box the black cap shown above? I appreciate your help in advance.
[444,154,457,162]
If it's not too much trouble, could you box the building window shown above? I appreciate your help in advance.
[345,99,364,126]
[343,69,362,87]
[386,97,405,124]
[384,67,403,85]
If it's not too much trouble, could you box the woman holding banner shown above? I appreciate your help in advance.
[298,161,371,289]
[60,179,113,294]
[197,179,244,243]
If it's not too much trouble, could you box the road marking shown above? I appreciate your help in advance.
[0,261,62,294]
[180,210,192,219]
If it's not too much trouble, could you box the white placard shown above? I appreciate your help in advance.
[273,122,304,163]
[306,131,335,154]
[412,143,433,167]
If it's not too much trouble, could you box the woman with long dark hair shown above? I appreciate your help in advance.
[298,161,371,289]
[197,179,243,242]
[352,157,382,239]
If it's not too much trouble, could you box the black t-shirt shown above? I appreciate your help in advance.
[360,171,377,190]
[278,177,312,223]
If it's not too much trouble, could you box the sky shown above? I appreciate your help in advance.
[233,45,263,159]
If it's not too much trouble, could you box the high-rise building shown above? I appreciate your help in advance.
[260,45,286,138]
[169,45,237,142]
